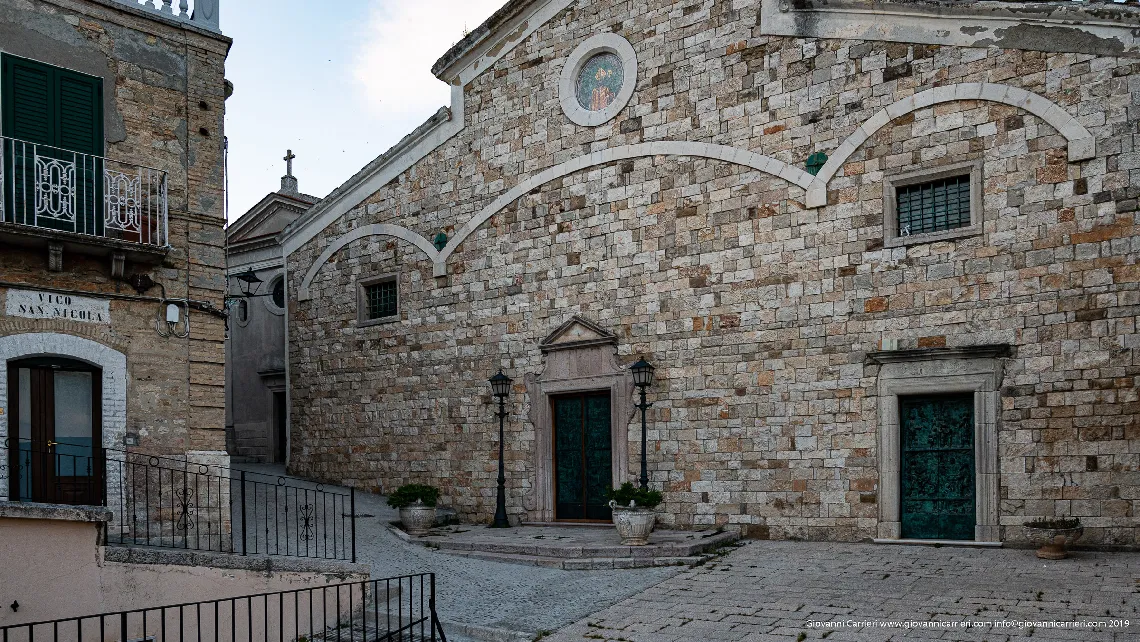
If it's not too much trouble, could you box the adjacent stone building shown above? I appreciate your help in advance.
[0,0,230,502]
[225,158,316,462]
[280,0,1139,547]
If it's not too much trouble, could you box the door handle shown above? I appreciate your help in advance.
[47,441,59,449]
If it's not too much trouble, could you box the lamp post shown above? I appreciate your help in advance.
[631,357,655,491]
[489,369,512,528]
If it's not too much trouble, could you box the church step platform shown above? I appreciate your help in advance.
[386,522,740,569]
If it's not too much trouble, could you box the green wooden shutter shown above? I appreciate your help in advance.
[57,72,102,156]
[1,54,103,233]
[56,69,103,235]
[3,56,54,145]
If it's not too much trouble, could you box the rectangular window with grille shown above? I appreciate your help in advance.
[364,279,397,320]
[884,161,982,247]
[896,174,971,237]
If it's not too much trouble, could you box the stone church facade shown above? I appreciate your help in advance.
[281,0,1140,547]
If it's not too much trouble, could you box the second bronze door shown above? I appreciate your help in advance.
[553,393,612,521]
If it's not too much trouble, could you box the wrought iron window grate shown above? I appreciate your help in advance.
[365,280,398,319]
[896,174,971,237]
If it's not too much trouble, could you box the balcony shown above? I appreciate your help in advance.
[0,136,169,265]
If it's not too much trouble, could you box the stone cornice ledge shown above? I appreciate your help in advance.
[0,501,113,523]
[867,344,1014,364]
[760,0,1140,57]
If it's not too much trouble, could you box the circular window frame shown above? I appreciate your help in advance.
[559,33,638,127]
[264,275,286,316]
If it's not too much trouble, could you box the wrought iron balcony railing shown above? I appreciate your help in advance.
[0,136,169,247]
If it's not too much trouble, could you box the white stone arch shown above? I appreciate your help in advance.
[0,333,128,497]
[804,82,1096,207]
[298,223,441,300]
[297,141,812,290]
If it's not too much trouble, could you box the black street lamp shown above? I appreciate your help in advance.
[489,369,512,528]
[631,357,655,491]
[233,268,263,298]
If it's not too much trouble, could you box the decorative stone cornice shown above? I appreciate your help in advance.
[867,345,1014,365]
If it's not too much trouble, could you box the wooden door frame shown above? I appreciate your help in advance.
[7,357,104,504]
[550,390,612,522]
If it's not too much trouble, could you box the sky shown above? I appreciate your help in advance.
[222,0,504,221]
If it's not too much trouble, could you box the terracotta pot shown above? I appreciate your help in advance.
[1024,526,1083,560]
[399,502,437,537]
[609,500,656,545]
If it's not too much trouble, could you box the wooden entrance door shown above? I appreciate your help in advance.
[7,358,103,505]
[553,393,612,521]
[900,394,975,540]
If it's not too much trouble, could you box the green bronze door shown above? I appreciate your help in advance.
[900,394,976,540]
[553,393,612,521]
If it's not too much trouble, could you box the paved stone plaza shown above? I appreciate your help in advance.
[545,540,1139,642]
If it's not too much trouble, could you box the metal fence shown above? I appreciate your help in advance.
[0,135,168,246]
[1,439,356,562]
[0,574,447,642]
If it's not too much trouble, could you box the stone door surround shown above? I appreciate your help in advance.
[524,316,635,523]
[869,345,1010,543]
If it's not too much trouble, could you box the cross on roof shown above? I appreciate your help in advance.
[284,150,296,177]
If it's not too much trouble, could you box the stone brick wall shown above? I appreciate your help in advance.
[0,0,230,454]
[287,0,1139,546]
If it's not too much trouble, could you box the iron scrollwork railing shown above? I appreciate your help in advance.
[0,573,448,642]
[0,136,169,246]
[0,439,356,562]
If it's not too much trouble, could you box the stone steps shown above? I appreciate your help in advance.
[387,523,740,570]
[432,547,709,570]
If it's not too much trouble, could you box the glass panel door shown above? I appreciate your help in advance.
[7,359,102,505]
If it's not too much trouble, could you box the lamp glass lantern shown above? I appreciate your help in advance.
[631,358,655,388]
[234,268,263,298]
[490,370,512,397]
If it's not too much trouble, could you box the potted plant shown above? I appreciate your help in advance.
[606,482,663,546]
[1023,517,1083,560]
[387,484,441,536]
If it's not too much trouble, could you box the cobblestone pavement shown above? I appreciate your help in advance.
[232,464,682,640]
[544,540,1140,642]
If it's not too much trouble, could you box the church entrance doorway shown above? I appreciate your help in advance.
[899,394,975,540]
[552,392,612,521]
[7,357,104,505]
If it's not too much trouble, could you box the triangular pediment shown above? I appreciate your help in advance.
[229,193,318,245]
[540,315,617,352]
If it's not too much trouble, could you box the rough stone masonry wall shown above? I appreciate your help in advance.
[0,0,230,453]
[288,0,1139,545]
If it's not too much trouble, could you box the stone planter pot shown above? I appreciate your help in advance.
[1024,526,1083,560]
[399,503,437,537]
[609,500,656,546]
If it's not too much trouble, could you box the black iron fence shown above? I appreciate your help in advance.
[0,573,447,642]
[1,439,356,562]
